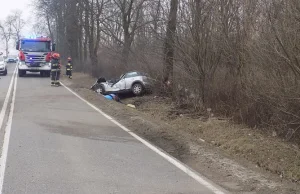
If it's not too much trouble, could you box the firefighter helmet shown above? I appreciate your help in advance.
[52,53,60,59]
[67,57,72,61]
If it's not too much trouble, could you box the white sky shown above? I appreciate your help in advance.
[0,0,33,55]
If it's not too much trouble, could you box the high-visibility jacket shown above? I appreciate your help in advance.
[66,62,73,71]
[51,59,61,71]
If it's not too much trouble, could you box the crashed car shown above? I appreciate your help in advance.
[91,71,152,96]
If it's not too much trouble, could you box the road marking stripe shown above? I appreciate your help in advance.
[0,66,17,133]
[61,83,227,194]
[0,66,18,193]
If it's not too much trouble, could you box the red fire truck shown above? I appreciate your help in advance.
[16,36,56,77]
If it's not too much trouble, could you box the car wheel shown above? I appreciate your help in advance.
[40,71,49,77]
[18,70,25,77]
[3,69,7,76]
[132,83,144,96]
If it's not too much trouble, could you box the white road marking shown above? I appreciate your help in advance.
[0,66,17,133]
[61,83,227,194]
[0,66,18,193]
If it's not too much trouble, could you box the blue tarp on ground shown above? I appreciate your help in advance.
[104,94,116,100]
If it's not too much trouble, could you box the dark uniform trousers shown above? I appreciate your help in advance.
[51,59,61,85]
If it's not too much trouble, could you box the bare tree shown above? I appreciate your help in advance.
[9,10,25,42]
[162,0,178,84]
[0,18,13,56]
[102,0,147,69]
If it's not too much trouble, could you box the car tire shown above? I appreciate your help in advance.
[132,83,144,96]
[40,71,50,77]
[18,69,25,77]
[3,69,7,76]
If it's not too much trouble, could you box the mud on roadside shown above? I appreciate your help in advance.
[62,73,300,194]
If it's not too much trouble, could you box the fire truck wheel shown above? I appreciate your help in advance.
[46,71,51,77]
[18,70,25,77]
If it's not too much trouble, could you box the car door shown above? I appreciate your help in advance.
[113,74,126,90]
[124,72,138,90]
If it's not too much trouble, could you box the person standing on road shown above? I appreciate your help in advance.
[66,57,73,79]
[51,53,61,86]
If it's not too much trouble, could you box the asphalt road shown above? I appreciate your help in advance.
[0,66,227,194]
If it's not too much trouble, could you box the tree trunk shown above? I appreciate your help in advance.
[88,0,95,69]
[56,0,66,57]
[122,34,131,70]
[45,14,54,41]
[121,0,133,68]
[83,0,89,62]
[162,0,178,84]
[66,0,79,65]
[5,38,9,57]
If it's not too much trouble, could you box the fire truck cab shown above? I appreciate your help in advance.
[16,36,56,77]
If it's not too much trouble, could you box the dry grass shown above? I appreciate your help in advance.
[122,95,300,182]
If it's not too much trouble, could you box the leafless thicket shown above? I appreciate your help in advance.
[34,0,300,142]
[0,10,25,56]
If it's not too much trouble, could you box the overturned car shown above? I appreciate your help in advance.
[91,71,152,96]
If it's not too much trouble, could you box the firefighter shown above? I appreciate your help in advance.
[51,53,61,86]
[66,57,72,79]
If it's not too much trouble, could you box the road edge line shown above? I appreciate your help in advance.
[0,66,17,133]
[61,83,227,194]
[0,67,18,193]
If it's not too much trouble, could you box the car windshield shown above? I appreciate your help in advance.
[125,72,147,78]
[20,41,51,52]
[126,72,139,78]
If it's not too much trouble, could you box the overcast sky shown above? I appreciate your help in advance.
[0,0,33,55]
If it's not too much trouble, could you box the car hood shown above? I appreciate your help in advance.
[102,82,122,91]
[0,61,5,65]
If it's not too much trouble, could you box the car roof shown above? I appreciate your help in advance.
[125,71,144,74]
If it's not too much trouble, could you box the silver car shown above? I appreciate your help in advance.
[91,71,152,96]
[0,56,7,75]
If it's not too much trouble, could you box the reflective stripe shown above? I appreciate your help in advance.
[51,69,60,72]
